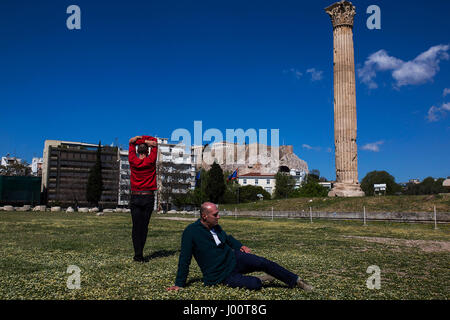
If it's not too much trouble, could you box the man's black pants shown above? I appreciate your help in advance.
[222,250,299,290]
[130,194,155,259]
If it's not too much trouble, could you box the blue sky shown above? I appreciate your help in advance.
[0,0,449,182]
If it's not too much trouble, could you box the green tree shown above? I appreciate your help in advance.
[308,169,320,183]
[360,170,401,196]
[274,171,296,199]
[193,169,208,205]
[293,181,328,197]
[238,185,271,203]
[206,162,226,203]
[181,188,205,207]
[222,171,240,204]
[0,161,31,176]
[86,141,103,206]
[405,177,447,195]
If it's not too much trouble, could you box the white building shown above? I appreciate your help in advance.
[118,149,131,206]
[31,157,43,176]
[290,168,307,188]
[1,155,23,167]
[318,181,332,190]
[158,138,197,191]
[237,168,308,196]
[238,172,276,195]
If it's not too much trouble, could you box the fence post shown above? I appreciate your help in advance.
[235,207,237,219]
[310,207,312,223]
[434,205,438,230]
[271,207,273,221]
[363,206,367,226]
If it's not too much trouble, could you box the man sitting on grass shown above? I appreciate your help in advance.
[167,202,313,291]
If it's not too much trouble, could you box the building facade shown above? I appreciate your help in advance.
[1,156,23,167]
[41,140,119,207]
[157,138,195,211]
[118,149,131,206]
[290,168,307,189]
[237,172,276,195]
[237,169,307,196]
[31,157,43,176]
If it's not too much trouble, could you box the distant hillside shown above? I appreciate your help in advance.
[220,194,450,213]
[196,143,308,175]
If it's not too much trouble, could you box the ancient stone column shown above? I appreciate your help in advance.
[325,1,364,197]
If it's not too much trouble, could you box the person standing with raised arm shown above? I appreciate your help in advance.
[128,135,158,262]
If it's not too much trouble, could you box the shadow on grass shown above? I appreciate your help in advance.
[145,250,178,260]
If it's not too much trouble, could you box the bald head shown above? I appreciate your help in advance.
[200,202,217,218]
[199,202,220,229]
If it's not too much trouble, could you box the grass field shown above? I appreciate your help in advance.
[0,211,449,300]
[220,194,450,213]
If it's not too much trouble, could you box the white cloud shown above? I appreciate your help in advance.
[358,45,449,89]
[284,67,324,82]
[306,68,324,81]
[283,68,303,79]
[361,141,384,152]
[426,106,441,122]
[357,50,403,89]
[427,102,450,122]
[302,144,322,151]
[443,88,450,97]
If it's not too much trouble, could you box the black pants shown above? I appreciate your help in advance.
[130,194,154,259]
[222,250,299,290]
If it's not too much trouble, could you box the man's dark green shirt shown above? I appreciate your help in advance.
[175,219,243,287]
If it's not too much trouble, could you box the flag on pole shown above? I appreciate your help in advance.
[195,170,201,187]
[227,168,238,182]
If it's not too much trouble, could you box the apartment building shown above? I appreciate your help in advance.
[41,140,119,207]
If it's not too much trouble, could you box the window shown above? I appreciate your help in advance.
[243,179,247,184]
[255,179,258,185]
[267,179,270,184]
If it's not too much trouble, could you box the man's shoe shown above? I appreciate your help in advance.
[296,277,313,292]
[256,274,276,284]
[133,256,149,263]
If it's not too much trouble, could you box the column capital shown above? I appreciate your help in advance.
[325,1,356,29]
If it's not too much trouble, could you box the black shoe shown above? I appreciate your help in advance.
[133,256,149,263]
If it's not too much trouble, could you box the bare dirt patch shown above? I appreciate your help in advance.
[343,236,450,253]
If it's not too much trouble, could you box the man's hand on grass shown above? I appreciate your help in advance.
[167,286,181,291]
[240,246,252,253]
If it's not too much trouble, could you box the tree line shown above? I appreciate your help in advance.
[173,165,450,209]
[360,170,448,196]
[172,163,332,208]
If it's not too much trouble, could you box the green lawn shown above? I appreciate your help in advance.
[0,211,449,300]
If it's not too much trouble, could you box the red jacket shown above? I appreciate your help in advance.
[128,136,158,191]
